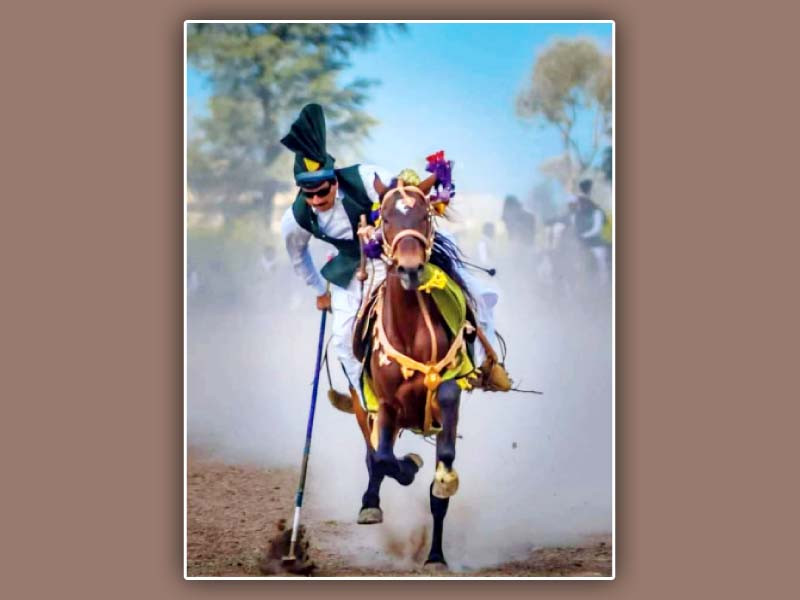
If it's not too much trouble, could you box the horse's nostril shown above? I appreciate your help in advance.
[416,265,424,273]
[398,265,407,274]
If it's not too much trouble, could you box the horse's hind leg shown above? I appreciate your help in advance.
[426,381,461,567]
[425,483,450,566]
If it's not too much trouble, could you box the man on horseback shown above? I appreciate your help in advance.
[279,104,510,410]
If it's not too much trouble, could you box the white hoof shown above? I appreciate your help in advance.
[432,461,459,498]
[357,507,383,524]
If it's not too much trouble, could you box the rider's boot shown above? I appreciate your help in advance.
[476,358,513,392]
[472,325,513,392]
[328,388,356,413]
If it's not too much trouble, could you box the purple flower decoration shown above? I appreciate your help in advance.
[363,236,383,259]
[425,150,455,202]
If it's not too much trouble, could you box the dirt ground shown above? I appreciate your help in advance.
[187,456,612,578]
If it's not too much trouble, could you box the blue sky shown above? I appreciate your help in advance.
[187,22,612,201]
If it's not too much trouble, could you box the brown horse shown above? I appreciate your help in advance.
[350,173,470,568]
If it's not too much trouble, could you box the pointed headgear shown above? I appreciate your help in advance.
[280,103,336,186]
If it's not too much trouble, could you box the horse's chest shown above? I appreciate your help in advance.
[384,320,448,363]
[410,328,449,362]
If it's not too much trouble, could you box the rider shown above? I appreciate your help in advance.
[280,104,510,410]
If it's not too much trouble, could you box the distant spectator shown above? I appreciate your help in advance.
[502,195,536,245]
[477,222,495,265]
[571,179,610,283]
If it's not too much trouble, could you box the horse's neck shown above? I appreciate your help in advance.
[383,278,420,346]
[383,278,447,361]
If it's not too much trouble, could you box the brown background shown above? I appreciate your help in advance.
[3,0,798,597]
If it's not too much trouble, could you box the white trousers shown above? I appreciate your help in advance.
[457,267,499,367]
[590,245,610,284]
[330,261,499,396]
[329,265,382,393]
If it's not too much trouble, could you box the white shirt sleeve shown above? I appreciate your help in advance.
[280,206,327,295]
[358,164,393,205]
[582,208,604,238]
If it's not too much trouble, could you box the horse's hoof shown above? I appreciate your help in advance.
[357,507,383,524]
[403,453,423,469]
[432,461,459,498]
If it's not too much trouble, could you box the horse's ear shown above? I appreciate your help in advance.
[373,173,388,198]
[417,173,437,196]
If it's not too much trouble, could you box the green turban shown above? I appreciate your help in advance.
[280,103,336,186]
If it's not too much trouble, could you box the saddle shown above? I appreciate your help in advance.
[352,286,381,365]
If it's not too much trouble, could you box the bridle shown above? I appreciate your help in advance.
[379,181,435,265]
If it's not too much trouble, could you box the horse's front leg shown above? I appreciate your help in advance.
[433,381,460,498]
[426,380,461,567]
[373,402,422,486]
[358,433,386,524]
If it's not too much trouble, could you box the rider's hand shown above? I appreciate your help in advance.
[357,224,376,240]
[316,291,332,312]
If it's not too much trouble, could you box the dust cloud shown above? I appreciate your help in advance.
[187,236,612,570]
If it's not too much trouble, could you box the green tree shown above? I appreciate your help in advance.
[516,39,612,180]
[187,23,398,224]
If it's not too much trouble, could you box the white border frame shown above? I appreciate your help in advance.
[183,19,616,581]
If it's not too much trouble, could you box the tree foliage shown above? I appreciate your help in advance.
[187,23,397,221]
[517,39,612,178]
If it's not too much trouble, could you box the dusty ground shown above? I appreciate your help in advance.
[187,457,612,578]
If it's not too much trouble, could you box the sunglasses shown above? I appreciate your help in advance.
[300,181,335,199]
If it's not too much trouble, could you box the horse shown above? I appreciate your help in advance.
[349,172,476,569]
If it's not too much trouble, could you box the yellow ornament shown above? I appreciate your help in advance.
[456,378,472,391]
[303,157,321,171]
[418,268,448,293]
[424,369,442,391]
[397,168,421,186]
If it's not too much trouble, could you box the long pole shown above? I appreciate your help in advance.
[284,306,327,562]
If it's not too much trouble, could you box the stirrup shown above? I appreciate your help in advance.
[328,388,355,413]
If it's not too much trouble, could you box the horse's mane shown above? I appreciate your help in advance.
[430,231,475,309]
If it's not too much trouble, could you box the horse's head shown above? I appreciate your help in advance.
[374,172,437,290]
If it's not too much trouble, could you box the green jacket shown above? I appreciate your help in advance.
[291,164,375,289]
